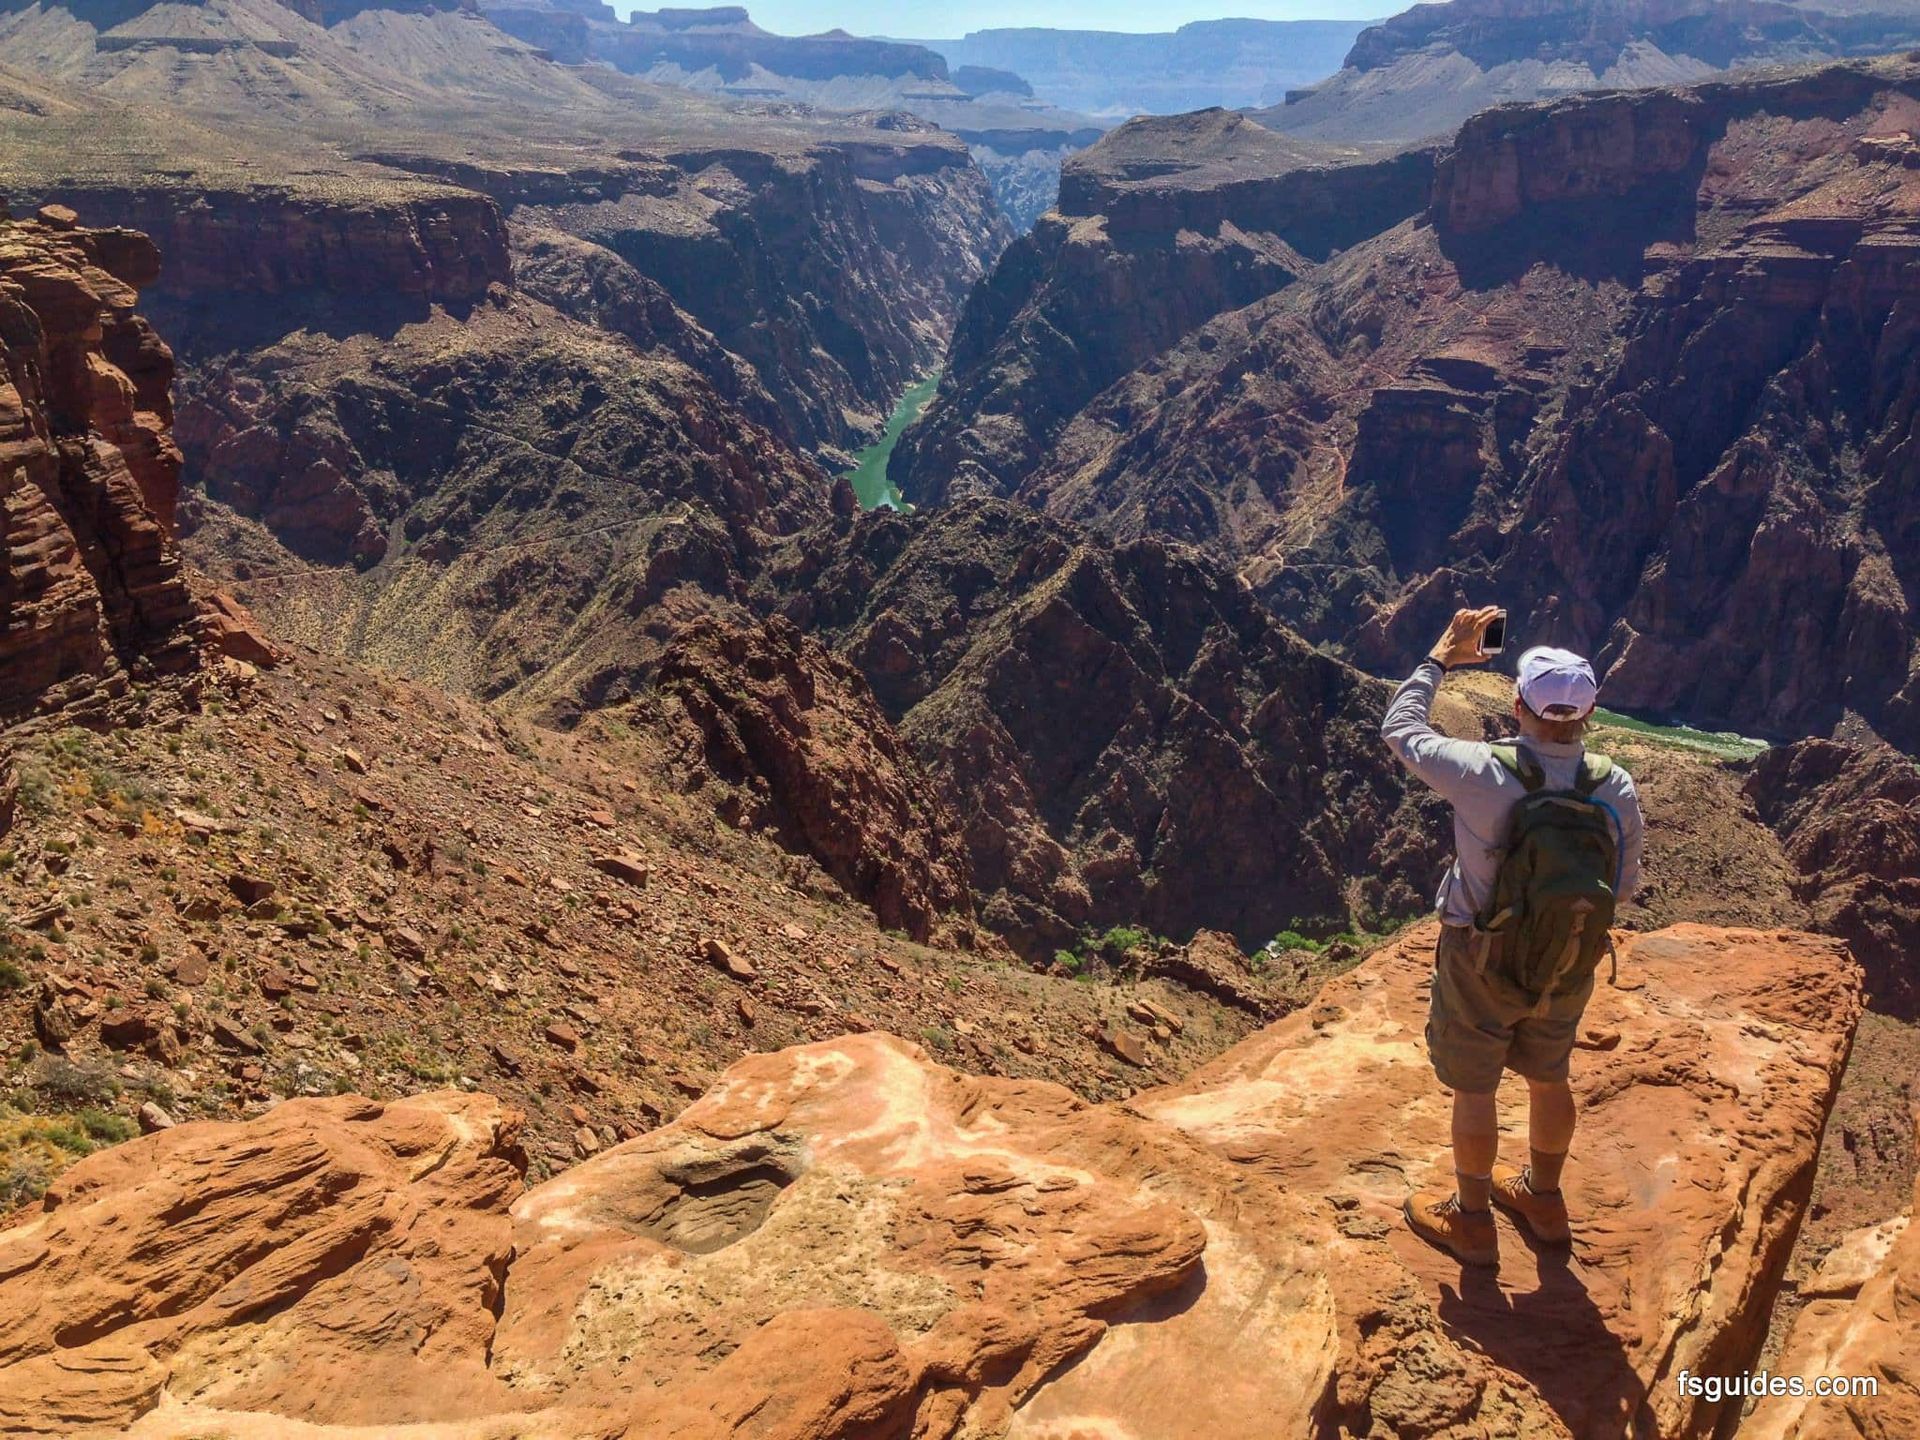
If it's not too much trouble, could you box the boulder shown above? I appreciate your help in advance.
[0,1094,524,1434]
[224,871,275,906]
[589,850,652,888]
[199,589,286,668]
[700,934,756,982]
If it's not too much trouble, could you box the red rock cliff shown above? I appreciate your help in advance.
[0,207,200,719]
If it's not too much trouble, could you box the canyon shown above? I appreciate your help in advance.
[469,2,1108,229]
[0,0,1916,1435]
[899,54,1920,756]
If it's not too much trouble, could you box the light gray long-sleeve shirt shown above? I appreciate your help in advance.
[1382,658,1645,926]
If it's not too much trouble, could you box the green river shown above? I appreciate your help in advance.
[842,373,939,510]
[1588,708,1768,761]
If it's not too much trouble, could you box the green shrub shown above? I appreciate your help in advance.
[1095,925,1154,955]
[14,762,54,815]
[78,1108,135,1144]
[0,958,26,992]
[39,1121,91,1155]
[1267,929,1323,953]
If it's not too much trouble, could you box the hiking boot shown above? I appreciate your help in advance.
[1404,1189,1498,1266]
[1491,1162,1571,1244]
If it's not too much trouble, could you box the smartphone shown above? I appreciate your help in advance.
[1482,611,1507,655]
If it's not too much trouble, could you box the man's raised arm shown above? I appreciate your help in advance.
[1382,607,1503,805]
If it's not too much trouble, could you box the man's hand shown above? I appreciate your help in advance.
[1429,606,1503,669]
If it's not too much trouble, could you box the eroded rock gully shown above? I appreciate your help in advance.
[652,612,976,945]
[0,922,1874,1437]
[1745,737,1920,1018]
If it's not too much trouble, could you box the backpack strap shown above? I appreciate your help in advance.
[1580,750,1626,985]
[1576,752,1614,797]
[1490,743,1546,793]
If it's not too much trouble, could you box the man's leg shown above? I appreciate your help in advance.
[1412,927,1506,1264]
[1524,1075,1575,1192]
[1452,1088,1499,1210]
[1489,1069,1576,1244]
[1407,1085,1501,1264]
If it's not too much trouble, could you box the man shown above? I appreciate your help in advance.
[1382,606,1644,1266]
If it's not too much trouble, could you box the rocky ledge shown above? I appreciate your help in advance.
[0,921,1868,1436]
[1748,1103,1919,1440]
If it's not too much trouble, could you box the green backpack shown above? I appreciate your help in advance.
[1477,744,1623,1007]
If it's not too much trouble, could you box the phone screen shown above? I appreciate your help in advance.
[1484,615,1507,653]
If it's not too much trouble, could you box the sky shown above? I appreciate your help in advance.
[641,2,1386,38]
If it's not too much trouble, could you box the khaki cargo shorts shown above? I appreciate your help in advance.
[1426,923,1594,1094]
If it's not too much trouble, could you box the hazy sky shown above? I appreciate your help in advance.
[641,2,1385,38]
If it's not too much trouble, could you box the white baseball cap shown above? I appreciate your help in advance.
[1517,646,1599,719]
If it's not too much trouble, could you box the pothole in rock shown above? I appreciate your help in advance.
[631,1145,802,1255]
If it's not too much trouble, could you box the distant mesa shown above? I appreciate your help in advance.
[923,19,1367,117]
[463,1,1095,227]
[1253,0,1920,141]
[635,3,752,25]
[952,63,1031,98]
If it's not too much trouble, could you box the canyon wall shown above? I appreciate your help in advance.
[1746,738,1920,1017]
[523,131,1008,460]
[20,181,512,302]
[916,54,1920,752]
